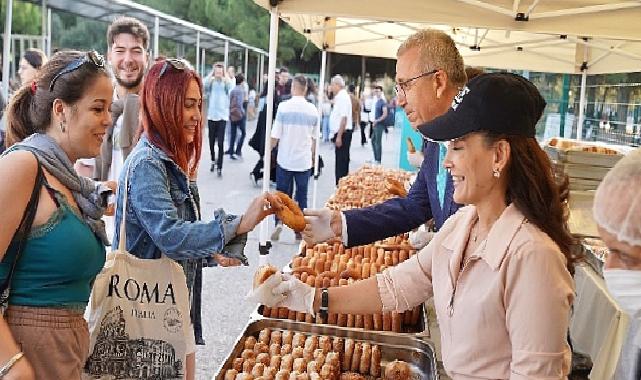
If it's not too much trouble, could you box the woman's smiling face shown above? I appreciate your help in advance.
[443,133,505,205]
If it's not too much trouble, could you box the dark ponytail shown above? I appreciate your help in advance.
[5,85,42,147]
[5,50,110,148]
[484,133,581,274]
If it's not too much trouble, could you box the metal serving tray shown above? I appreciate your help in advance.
[215,318,438,380]
[252,303,429,336]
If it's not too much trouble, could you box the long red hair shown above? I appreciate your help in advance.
[140,60,202,178]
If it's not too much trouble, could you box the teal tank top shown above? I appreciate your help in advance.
[0,185,105,309]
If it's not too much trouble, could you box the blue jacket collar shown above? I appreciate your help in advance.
[139,135,192,184]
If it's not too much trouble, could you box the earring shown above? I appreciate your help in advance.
[59,121,66,133]
[493,168,500,178]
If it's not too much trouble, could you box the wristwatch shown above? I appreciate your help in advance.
[320,288,329,320]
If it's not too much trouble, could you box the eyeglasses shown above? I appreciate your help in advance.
[49,51,105,92]
[159,58,191,78]
[394,69,439,98]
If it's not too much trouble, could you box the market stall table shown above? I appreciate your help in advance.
[570,264,630,379]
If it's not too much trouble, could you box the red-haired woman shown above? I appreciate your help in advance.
[112,59,276,378]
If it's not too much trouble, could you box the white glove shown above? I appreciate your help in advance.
[302,208,337,245]
[245,271,286,307]
[272,274,316,316]
[408,151,424,169]
[409,228,435,250]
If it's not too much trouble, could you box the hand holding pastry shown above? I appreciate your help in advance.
[246,265,286,307]
[272,274,316,315]
[237,193,279,235]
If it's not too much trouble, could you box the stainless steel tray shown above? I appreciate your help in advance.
[581,240,607,277]
[252,302,429,336]
[215,318,438,380]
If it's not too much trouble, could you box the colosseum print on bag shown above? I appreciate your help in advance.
[83,169,193,379]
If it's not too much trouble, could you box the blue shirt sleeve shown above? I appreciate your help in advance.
[127,157,226,260]
[343,164,433,247]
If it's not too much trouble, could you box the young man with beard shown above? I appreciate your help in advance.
[94,16,149,182]
[303,30,466,248]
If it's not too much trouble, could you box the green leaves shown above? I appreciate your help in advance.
[0,0,317,71]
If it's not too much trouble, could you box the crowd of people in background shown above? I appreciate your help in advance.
[0,36,409,358]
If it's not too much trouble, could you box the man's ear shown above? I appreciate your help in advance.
[434,70,449,100]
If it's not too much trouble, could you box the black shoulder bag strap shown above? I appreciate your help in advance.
[0,157,45,313]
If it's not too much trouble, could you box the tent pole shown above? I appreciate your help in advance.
[577,45,589,141]
[258,6,280,264]
[312,49,327,209]
[153,16,159,59]
[259,54,265,92]
[360,56,366,93]
[195,31,200,75]
[255,53,260,90]
[223,40,229,72]
[46,9,51,56]
[244,48,249,77]
[577,70,588,140]
[2,0,13,100]
[41,0,46,50]
[201,49,206,77]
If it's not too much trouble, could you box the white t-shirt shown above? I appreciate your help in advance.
[361,97,373,123]
[369,96,379,122]
[329,89,353,136]
[271,96,319,172]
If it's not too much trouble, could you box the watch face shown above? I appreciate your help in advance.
[321,288,329,317]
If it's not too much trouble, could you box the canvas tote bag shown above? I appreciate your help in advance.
[84,168,193,380]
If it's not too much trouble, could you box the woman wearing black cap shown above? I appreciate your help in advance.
[257,73,577,378]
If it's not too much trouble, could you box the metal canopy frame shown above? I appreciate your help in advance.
[2,0,268,98]
[23,0,267,56]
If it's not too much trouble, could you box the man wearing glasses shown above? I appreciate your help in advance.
[303,29,467,249]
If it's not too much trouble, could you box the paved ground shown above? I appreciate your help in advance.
[194,119,402,379]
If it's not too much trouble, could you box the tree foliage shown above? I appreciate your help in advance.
[1,0,317,71]
[134,0,318,67]
[0,1,41,35]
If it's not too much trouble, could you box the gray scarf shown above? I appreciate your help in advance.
[8,133,110,245]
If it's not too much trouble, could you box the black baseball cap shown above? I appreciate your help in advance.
[418,72,545,141]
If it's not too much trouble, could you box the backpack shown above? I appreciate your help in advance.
[230,91,244,122]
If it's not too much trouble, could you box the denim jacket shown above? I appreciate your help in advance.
[113,136,241,261]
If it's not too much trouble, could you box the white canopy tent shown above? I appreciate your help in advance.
[281,17,641,75]
[256,0,641,42]
[252,0,641,258]
[255,0,641,76]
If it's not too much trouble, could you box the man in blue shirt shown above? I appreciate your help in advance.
[204,63,232,177]
[303,29,468,248]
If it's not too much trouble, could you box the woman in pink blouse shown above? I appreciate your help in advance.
[260,73,578,379]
